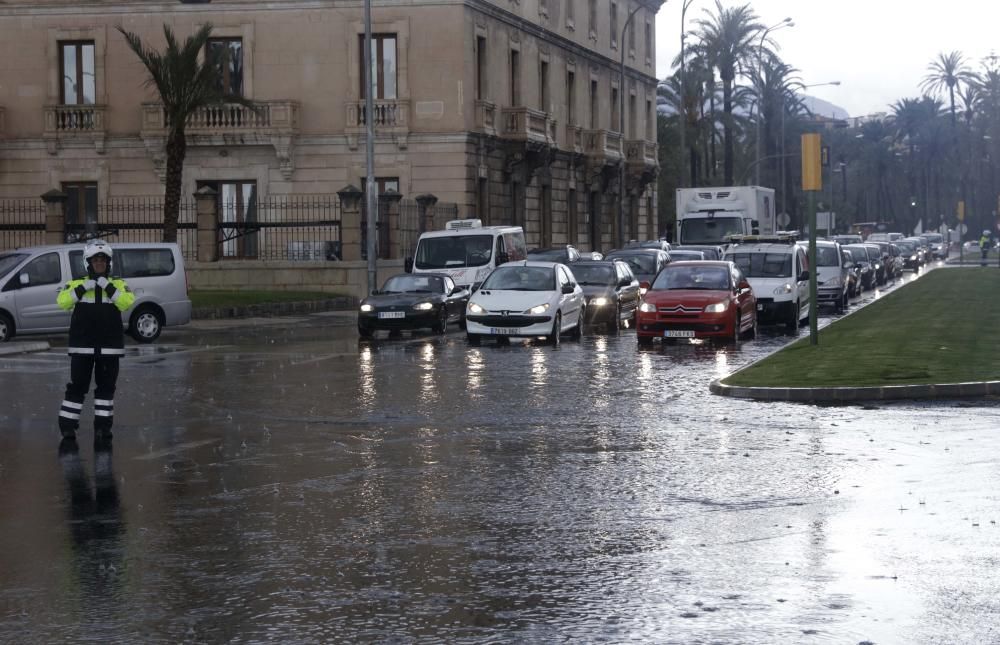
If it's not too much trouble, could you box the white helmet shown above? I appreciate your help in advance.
[984,230,991,236]
[83,239,113,273]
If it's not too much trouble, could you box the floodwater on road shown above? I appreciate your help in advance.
[1,268,998,643]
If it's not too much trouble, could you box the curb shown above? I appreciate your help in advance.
[0,341,51,356]
[709,379,1000,403]
[192,296,357,320]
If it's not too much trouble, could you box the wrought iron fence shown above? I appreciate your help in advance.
[0,200,46,250]
[64,198,199,259]
[217,194,341,261]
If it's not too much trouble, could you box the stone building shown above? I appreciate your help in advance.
[0,0,661,257]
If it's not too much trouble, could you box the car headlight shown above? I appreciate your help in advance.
[639,302,656,313]
[527,303,550,315]
[590,296,610,306]
[704,301,729,313]
[911,254,918,261]
[823,276,842,287]
[413,302,434,311]
[468,302,485,314]
[359,303,374,312]
[773,283,793,295]
[874,263,881,269]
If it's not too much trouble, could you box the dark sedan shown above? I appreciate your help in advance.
[671,244,724,261]
[603,249,671,294]
[844,245,875,291]
[527,245,582,263]
[358,273,469,338]
[571,260,641,332]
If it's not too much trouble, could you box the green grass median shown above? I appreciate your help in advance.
[722,268,1000,388]
[189,289,340,308]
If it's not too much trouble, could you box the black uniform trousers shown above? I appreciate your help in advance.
[58,353,120,434]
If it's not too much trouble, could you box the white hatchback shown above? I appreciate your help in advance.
[465,261,585,345]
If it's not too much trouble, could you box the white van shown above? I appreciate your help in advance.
[406,220,527,290]
[0,242,191,343]
[723,238,810,331]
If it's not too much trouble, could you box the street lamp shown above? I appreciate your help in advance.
[753,17,793,187]
[618,1,650,248]
[678,0,695,189]
[363,0,377,295]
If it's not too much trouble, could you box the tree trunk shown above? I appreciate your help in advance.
[722,77,734,185]
[163,129,187,244]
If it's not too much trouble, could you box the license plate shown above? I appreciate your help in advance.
[757,303,764,311]
[378,311,405,319]
[663,330,696,338]
[490,327,519,335]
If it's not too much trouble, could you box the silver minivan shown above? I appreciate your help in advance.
[0,242,191,343]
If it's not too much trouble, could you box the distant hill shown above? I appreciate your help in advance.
[657,92,851,120]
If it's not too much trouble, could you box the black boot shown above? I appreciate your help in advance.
[94,428,113,450]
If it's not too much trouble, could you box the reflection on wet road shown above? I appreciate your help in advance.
[2,266,998,642]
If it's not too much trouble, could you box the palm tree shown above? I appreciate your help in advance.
[117,24,256,242]
[691,1,764,184]
[920,51,975,128]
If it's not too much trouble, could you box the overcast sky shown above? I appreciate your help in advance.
[655,0,999,118]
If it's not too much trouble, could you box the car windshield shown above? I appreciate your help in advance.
[0,252,28,276]
[480,266,554,291]
[381,275,444,293]
[726,252,792,278]
[816,246,841,266]
[896,242,915,253]
[848,248,869,263]
[572,265,615,286]
[414,234,493,269]
[668,250,706,261]
[652,265,730,291]
[923,234,943,243]
[606,254,657,274]
[865,247,881,261]
[527,248,568,261]
[679,217,744,244]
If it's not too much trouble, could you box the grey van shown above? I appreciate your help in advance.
[0,243,191,343]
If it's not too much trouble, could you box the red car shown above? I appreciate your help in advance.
[636,261,757,345]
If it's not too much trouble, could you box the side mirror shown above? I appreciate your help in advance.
[739,280,751,290]
[370,289,381,296]
[798,270,810,282]
[450,286,467,296]
[497,252,509,265]
[639,280,650,291]
[18,273,29,286]
[561,283,575,294]
[404,257,413,273]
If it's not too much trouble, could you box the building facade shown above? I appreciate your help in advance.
[0,0,661,257]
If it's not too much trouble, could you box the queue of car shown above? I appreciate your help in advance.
[360,222,935,347]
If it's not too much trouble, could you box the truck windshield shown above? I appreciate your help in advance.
[727,252,792,278]
[414,235,493,270]
[680,217,744,244]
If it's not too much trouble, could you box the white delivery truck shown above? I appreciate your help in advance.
[405,219,527,290]
[675,186,776,246]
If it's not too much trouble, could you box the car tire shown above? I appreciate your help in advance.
[732,311,742,344]
[548,313,561,346]
[458,313,467,331]
[358,325,374,339]
[0,311,13,343]
[637,334,653,347]
[570,307,584,340]
[746,313,758,340]
[466,332,481,345]
[432,307,448,334]
[606,305,620,334]
[129,305,164,343]
[785,301,799,333]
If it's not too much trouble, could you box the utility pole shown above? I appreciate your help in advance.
[802,133,822,345]
[678,0,694,188]
[618,2,644,248]
[363,0,378,295]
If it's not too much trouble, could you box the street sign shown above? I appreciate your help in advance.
[777,212,791,228]
[802,134,822,191]
[957,200,966,221]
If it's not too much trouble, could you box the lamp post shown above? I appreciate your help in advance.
[754,17,793,187]
[678,0,695,189]
[363,0,377,295]
[781,80,840,222]
[618,2,648,248]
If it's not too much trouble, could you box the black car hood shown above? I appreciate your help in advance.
[365,293,441,307]
[580,285,616,298]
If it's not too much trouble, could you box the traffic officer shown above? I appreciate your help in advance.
[56,240,135,443]
[980,230,992,266]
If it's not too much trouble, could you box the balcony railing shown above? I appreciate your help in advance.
[475,100,498,136]
[500,107,554,146]
[346,99,409,130]
[44,104,107,134]
[582,129,623,161]
[141,100,300,137]
[565,124,582,154]
[625,139,658,167]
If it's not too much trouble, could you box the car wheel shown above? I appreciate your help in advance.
[0,311,13,343]
[570,307,584,340]
[458,313,467,330]
[785,301,799,333]
[548,313,561,346]
[842,291,850,311]
[606,305,620,334]
[466,332,481,345]
[732,311,742,344]
[358,325,374,339]
[432,307,448,334]
[129,305,164,343]
[637,334,653,347]
[746,312,758,340]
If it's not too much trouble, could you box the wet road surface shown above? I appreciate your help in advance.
[2,268,999,643]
